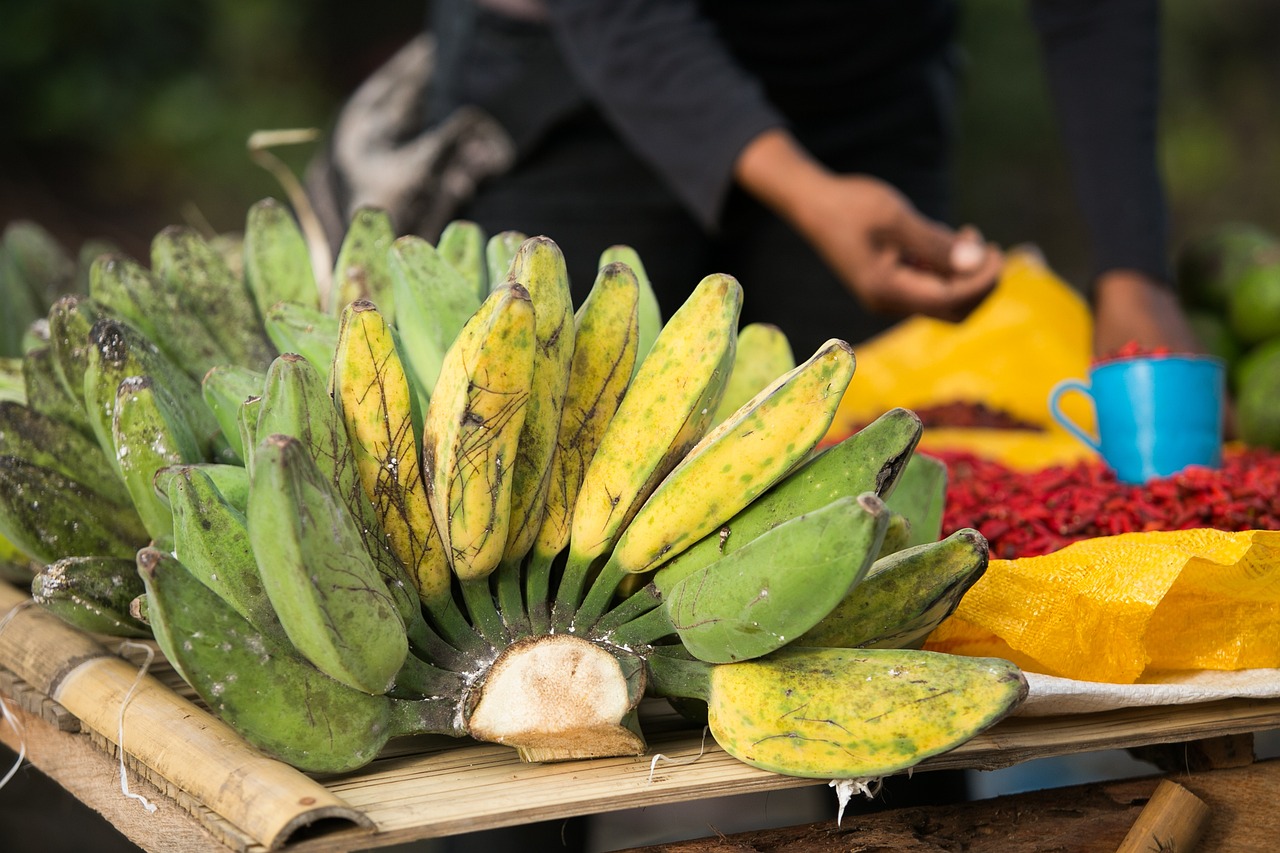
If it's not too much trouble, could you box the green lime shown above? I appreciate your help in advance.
[1227,262,1280,345]
[1233,336,1280,396]
[1235,340,1280,450]
[1186,310,1243,368]
[1176,223,1280,312]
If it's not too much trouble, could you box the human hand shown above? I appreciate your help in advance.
[1091,270,1203,358]
[734,129,1002,322]
[791,173,1003,321]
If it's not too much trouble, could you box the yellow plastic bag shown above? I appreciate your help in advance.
[825,248,1097,469]
[924,529,1280,684]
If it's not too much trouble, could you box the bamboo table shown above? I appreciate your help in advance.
[4,579,1280,852]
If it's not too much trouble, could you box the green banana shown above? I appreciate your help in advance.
[0,221,74,358]
[150,225,277,371]
[611,493,889,664]
[389,234,481,400]
[597,245,661,377]
[243,197,320,315]
[556,273,741,621]
[157,461,250,513]
[332,207,396,320]
[0,401,126,505]
[112,375,203,547]
[0,358,25,405]
[877,509,913,559]
[436,219,488,300]
[248,433,408,695]
[88,253,232,382]
[201,364,267,464]
[155,463,285,642]
[332,300,451,612]
[83,317,222,464]
[797,528,989,650]
[523,261,639,631]
[424,282,535,582]
[885,451,949,548]
[712,322,795,425]
[485,230,527,292]
[46,294,100,421]
[654,406,923,591]
[22,345,91,436]
[137,546,463,774]
[31,555,150,638]
[0,455,148,563]
[647,646,1027,779]
[262,300,341,382]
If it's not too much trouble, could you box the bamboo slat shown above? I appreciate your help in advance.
[0,582,371,850]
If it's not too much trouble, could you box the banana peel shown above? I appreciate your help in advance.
[824,248,1097,470]
[925,528,1280,684]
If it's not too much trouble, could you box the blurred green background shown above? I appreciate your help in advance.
[1,0,1278,290]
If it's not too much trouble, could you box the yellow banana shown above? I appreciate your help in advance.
[500,237,576,562]
[422,282,536,582]
[555,273,741,621]
[523,261,639,631]
[577,339,855,627]
[332,299,452,612]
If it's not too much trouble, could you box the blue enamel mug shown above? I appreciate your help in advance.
[1048,354,1226,484]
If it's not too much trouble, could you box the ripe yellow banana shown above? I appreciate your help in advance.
[332,299,452,612]
[555,273,741,622]
[577,339,855,627]
[423,282,536,582]
[523,262,639,631]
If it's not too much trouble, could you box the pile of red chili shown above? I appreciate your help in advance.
[936,446,1280,559]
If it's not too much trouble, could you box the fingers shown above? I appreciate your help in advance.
[861,242,1004,321]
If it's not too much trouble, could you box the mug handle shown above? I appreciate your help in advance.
[1048,379,1101,453]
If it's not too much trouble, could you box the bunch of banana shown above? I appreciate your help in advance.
[1,200,1026,783]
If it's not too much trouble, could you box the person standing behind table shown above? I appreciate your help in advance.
[423,0,1200,359]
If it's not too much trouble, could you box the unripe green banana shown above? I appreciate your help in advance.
[556,273,741,620]
[46,294,101,420]
[423,282,535,581]
[885,451,949,549]
[1,221,74,358]
[156,463,285,643]
[112,375,203,547]
[797,528,989,650]
[156,461,250,513]
[0,456,148,563]
[137,545,463,774]
[262,301,340,382]
[611,493,888,664]
[88,253,232,382]
[83,317,221,465]
[654,407,923,591]
[0,400,126,504]
[523,262,639,631]
[332,207,396,319]
[485,230,527,292]
[243,197,320,315]
[646,645,1027,779]
[332,300,451,611]
[389,234,481,403]
[712,322,795,425]
[597,245,662,377]
[436,219,488,300]
[22,346,91,437]
[201,364,267,464]
[150,225,277,371]
[248,433,408,695]
[32,555,150,638]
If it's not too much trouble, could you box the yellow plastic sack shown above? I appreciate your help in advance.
[825,247,1097,469]
[924,529,1280,684]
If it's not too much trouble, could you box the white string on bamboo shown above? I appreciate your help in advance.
[0,599,34,792]
[645,726,710,784]
[115,639,158,814]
